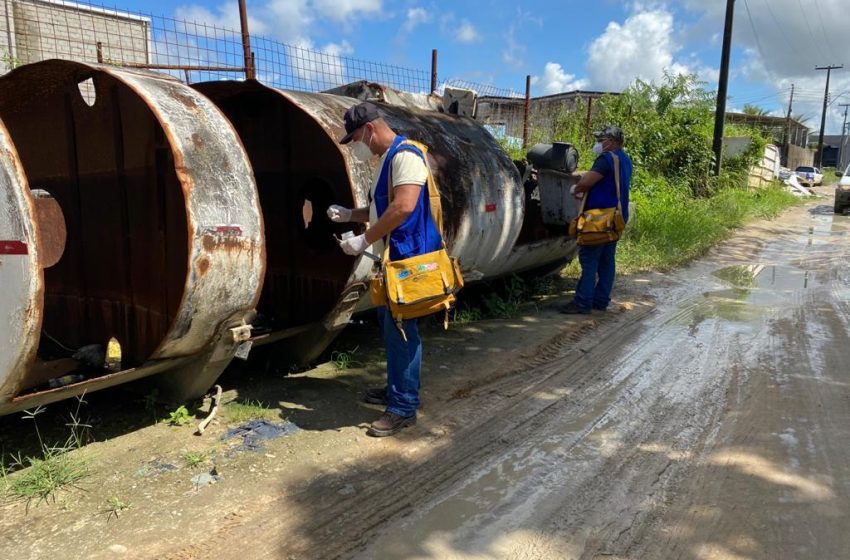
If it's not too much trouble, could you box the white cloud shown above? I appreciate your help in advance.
[401,7,430,33]
[455,20,481,43]
[311,0,382,23]
[678,0,850,133]
[501,24,525,69]
[533,62,588,95]
[586,9,686,91]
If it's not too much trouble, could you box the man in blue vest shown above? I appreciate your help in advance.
[561,125,632,314]
[327,102,442,437]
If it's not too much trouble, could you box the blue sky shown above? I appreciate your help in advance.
[116,0,848,134]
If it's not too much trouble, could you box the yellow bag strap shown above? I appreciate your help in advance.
[382,138,445,264]
[610,152,622,213]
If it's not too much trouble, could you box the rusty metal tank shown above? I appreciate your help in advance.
[0,61,264,416]
[192,80,577,364]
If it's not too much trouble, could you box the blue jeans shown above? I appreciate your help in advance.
[378,306,421,417]
[574,242,617,310]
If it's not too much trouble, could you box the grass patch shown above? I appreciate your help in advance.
[225,400,277,423]
[182,451,208,468]
[1,398,90,509]
[614,184,801,273]
[100,495,132,521]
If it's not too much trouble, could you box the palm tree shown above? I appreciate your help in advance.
[742,104,769,116]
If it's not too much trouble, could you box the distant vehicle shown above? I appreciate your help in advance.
[835,165,850,214]
[795,166,823,186]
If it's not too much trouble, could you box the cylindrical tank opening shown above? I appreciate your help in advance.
[0,63,189,389]
[193,81,356,333]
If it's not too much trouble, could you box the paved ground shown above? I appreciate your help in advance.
[2,193,849,559]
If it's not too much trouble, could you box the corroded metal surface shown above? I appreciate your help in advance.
[196,81,574,363]
[0,118,43,410]
[0,61,264,414]
[323,80,442,112]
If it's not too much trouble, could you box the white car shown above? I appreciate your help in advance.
[795,166,824,186]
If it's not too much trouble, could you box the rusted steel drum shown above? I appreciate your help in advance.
[0,61,264,416]
[194,80,575,364]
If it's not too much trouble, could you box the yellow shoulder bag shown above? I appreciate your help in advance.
[369,140,464,337]
[568,152,627,246]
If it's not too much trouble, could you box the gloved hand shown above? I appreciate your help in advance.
[339,233,369,256]
[327,205,352,222]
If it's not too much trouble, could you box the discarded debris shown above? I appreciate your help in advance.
[222,420,300,453]
[191,467,223,489]
[196,384,223,435]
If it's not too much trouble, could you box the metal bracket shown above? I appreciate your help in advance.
[230,324,252,343]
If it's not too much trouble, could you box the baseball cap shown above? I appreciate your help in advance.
[594,125,624,143]
[339,102,380,144]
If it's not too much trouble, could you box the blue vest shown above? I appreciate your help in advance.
[585,148,632,223]
[373,135,443,261]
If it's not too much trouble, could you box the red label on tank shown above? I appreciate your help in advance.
[215,225,242,235]
[485,203,497,213]
[0,240,27,255]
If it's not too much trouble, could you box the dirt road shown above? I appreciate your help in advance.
[2,197,849,559]
[347,201,850,560]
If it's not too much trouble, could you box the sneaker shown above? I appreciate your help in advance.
[558,302,591,315]
[367,412,416,437]
[363,386,388,405]
[592,304,608,311]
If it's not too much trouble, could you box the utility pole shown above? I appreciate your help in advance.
[815,65,843,167]
[712,0,735,176]
[783,84,795,166]
[839,103,850,170]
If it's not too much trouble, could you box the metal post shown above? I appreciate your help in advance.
[586,97,594,135]
[839,103,850,170]
[523,75,531,150]
[238,0,255,80]
[712,0,735,176]
[815,65,843,167]
[430,49,438,94]
[96,41,103,63]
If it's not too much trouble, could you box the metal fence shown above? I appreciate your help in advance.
[0,0,433,93]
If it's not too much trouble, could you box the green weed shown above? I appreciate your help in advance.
[453,306,483,324]
[331,346,363,370]
[182,451,208,468]
[100,495,131,521]
[166,405,192,427]
[226,400,276,423]
[1,397,90,509]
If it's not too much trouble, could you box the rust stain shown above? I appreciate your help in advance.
[196,256,210,276]
[191,132,204,150]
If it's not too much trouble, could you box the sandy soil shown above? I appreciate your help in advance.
[2,192,848,560]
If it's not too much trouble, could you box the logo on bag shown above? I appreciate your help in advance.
[397,270,412,280]
[417,263,438,272]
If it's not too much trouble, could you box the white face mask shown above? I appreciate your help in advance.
[351,128,374,162]
[592,142,604,155]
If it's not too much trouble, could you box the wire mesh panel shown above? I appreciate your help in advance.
[0,0,434,92]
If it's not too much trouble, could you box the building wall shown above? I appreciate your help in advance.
[786,144,814,170]
[2,0,149,73]
[477,92,607,142]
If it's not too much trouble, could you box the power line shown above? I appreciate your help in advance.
[812,0,839,62]
[741,0,770,77]
[798,0,828,61]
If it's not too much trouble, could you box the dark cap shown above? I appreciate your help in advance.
[594,125,624,143]
[339,102,380,144]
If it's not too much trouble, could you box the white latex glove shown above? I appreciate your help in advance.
[327,204,352,222]
[339,233,369,256]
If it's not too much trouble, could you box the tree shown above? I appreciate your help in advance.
[742,104,769,116]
